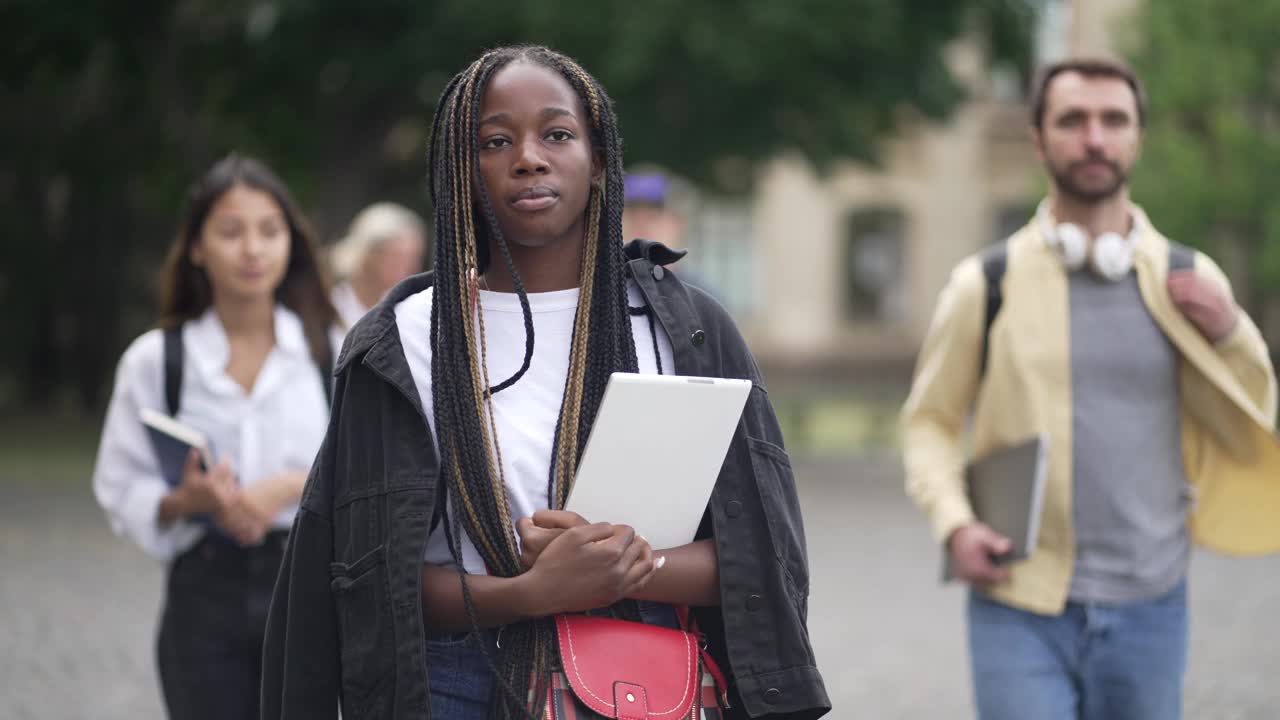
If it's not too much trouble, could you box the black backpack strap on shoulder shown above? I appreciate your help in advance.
[430,484,447,536]
[318,348,334,408]
[1168,241,1196,273]
[163,326,184,417]
[980,242,1009,377]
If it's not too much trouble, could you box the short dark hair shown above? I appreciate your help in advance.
[1030,58,1147,129]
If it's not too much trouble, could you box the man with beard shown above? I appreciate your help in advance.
[901,58,1278,720]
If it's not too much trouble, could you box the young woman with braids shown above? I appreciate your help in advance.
[262,46,830,720]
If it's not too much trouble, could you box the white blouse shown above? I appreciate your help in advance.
[92,306,336,561]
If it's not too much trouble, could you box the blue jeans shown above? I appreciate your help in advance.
[428,601,680,718]
[967,580,1188,720]
[426,631,495,720]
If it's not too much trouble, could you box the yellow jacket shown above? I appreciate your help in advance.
[901,209,1279,615]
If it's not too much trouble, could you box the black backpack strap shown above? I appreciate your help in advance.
[1168,242,1196,273]
[430,485,447,536]
[980,243,1009,377]
[163,326,184,417]
[318,347,334,408]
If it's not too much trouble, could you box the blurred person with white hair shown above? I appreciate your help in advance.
[330,202,427,328]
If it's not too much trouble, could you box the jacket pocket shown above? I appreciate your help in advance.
[330,544,394,712]
[748,436,810,604]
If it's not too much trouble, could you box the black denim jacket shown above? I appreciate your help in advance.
[261,240,830,719]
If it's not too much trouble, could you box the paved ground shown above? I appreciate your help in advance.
[3,452,1278,718]
[802,454,1280,719]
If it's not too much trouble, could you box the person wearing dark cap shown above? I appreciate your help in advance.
[623,171,721,300]
[623,172,685,248]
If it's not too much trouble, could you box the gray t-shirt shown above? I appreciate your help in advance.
[1068,270,1191,604]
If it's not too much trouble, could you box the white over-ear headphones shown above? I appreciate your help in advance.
[1036,199,1139,282]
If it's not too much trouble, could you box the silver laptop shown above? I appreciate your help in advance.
[565,372,753,550]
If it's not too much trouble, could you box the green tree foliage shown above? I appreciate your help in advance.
[1129,0,1280,339]
[0,0,1030,410]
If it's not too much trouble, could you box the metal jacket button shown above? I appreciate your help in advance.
[690,329,706,347]
[764,688,782,704]
[652,265,665,280]
[746,594,763,611]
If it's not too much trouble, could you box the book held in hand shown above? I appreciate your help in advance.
[139,407,214,488]
[942,433,1049,582]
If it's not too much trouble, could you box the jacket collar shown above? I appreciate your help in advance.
[624,240,703,377]
[1129,213,1274,431]
[335,272,434,373]
[1022,203,1270,433]
[1130,204,1167,269]
[624,237,688,267]
[329,271,432,417]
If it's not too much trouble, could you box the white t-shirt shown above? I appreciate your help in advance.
[395,281,674,574]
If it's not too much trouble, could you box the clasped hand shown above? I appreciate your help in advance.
[174,449,274,547]
[515,510,663,615]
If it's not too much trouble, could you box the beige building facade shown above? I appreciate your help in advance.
[677,0,1141,373]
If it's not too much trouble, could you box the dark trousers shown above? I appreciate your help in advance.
[156,530,288,720]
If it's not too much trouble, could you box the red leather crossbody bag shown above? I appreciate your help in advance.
[539,611,728,719]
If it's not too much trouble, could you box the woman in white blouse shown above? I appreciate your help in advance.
[91,153,339,720]
[329,201,426,329]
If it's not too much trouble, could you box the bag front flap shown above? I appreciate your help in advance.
[555,614,699,719]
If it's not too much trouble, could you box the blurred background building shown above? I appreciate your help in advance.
[2,0,1276,428]
[672,0,1142,376]
[5,2,1280,716]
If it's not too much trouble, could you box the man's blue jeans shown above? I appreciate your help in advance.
[967,580,1188,720]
